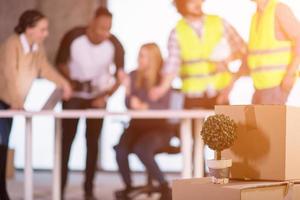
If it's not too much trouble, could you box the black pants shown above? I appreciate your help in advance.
[0,101,12,146]
[115,119,173,188]
[61,98,104,195]
[0,100,12,200]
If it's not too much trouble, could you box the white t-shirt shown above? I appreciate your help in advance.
[56,27,125,99]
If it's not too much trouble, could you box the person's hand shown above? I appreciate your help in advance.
[149,86,166,101]
[117,70,127,82]
[214,61,228,72]
[91,96,108,108]
[117,70,130,92]
[10,104,24,110]
[281,72,296,93]
[217,87,231,105]
[131,96,148,110]
[216,82,234,105]
[117,70,130,87]
[62,82,73,101]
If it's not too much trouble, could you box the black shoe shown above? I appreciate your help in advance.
[115,187,132,200]
[0,145,10,200]
[84,192,98,200]
[159,184,172,200]
[0,192,10,200]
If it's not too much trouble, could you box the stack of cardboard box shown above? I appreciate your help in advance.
[173,105,300,200]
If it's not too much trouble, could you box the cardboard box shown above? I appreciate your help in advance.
[215,105,300,181]
[172,177,300,200]
[6,148,15,179]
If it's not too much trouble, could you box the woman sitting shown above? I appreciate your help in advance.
[115,43,173,200]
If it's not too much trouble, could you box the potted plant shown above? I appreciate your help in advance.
[201,114,237,184]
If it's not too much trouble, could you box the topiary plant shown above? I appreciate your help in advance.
[201,114,237,160]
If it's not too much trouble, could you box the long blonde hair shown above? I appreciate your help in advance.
[136,43,163,90]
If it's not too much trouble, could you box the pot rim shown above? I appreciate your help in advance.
[207,159,232,169]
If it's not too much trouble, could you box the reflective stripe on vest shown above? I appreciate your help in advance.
[182,58,211,65]
[249,47,291,55]
[176,15,232,94]
[247,0,292,90]
[251,64,286,73]
[181,72,216,80]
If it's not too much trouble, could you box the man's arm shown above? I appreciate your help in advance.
[38,47,73,100]
[223,20,247,63]
[105,34,126,96]
[55,34,71,80]
[55,27,86,81]
[216,20,248,104]
[149,29,180,101]
[276,3,300,92]
[223,19,249,77]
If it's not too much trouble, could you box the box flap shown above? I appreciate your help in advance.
[224,180,300,190]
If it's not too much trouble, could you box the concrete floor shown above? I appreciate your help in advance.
[7,170,179,200]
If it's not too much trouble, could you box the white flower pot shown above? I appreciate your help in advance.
[207,159,232,184]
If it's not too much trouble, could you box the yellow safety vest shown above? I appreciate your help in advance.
[176,15,232,95]
[248,0,293,90]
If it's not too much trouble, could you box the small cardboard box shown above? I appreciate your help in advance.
[6,148,15,179]
[215,105,300,181]
[172,177,300,200]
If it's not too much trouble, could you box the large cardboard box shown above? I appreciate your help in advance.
[6,148,15,179]
[172,177,300,200]
[215,105,300,181]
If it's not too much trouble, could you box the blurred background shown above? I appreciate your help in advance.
[1,0,300,173]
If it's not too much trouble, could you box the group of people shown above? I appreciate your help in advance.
[1,0,300,199]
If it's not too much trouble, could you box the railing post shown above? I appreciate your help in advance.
[25,117,33,200]
[180,118,193,178]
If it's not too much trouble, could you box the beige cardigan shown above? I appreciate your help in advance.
[0,34,68,108]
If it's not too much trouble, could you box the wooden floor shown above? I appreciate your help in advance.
[7,170,179,200]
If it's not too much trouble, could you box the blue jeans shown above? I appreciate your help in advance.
[0,100,12,146]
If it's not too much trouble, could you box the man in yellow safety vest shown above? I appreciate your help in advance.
[248,0,300,104]
[150,0,246,109]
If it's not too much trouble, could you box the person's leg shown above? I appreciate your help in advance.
[114,124,145,200]
[61,99,81,198]
[133,131,172,185]
[84,117,103,196]
[133,131,172,200]
[0,101,13,200]
[0,145,9,200]
[114,127,138,189]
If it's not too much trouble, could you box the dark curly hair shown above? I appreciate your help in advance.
[14,10,46,34]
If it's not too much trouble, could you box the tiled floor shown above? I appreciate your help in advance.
[7,171,179,200]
